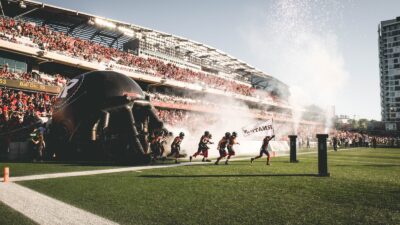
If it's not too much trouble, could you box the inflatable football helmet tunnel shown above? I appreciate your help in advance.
[48,71,164,162]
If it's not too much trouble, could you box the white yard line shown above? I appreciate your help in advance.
[0,182,119,225]
[10,162,204,182]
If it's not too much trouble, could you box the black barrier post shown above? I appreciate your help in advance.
[316,134,330,177]
[288,135,298,163]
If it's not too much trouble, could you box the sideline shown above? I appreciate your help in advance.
[9,147,359,182]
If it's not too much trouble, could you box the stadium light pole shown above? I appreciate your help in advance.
[316,134,330,177]
[288,135,299,163]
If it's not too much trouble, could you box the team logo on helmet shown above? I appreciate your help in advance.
[54,76,85,111]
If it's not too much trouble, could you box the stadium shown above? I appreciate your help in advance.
[0,1,399,225]
[0,0,328,160]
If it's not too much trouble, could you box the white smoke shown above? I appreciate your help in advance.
[170,92,260,157]
[244,0,349,134]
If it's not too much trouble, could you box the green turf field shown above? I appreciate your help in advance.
[0,161,121,177]
[13,148,400,225]
[0,201,37,225]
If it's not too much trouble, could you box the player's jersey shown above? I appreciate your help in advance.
[171,136,182,148]
[261,135,274,150]
[198,135,211,149]
[218,137,229,150]
[228,136,237,147]
[151,135,161,145]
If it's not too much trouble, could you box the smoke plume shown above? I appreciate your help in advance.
[244,0,349,133]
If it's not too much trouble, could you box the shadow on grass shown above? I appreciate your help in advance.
[334,164,400,168]
[140,173,319,178]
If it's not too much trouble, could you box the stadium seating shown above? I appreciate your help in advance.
[0,64,67,87]
[0,16,259,98]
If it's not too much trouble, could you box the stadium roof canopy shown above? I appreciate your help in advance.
[1,0,288,88]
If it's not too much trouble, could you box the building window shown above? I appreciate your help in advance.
[0,57,27,73]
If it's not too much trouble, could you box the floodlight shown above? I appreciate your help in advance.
[94,18,116,29]
[19,1,26,9]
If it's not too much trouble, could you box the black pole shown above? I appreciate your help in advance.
[316,134,330,177]
[288,135,298,163]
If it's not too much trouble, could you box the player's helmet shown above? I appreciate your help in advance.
[232,131,237,137]
[225,132,231,138]
[204,131,210,136]
[179,132,185,137]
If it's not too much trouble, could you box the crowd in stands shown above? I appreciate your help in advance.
[148,91,292,120]
[156,109,189,126]
[0,64,67,87]
[147,91,198,106]
[331,130,397,147]
[0,87,55,141]
[0,16,260,98]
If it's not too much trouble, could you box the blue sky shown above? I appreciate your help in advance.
[38,0,400,120]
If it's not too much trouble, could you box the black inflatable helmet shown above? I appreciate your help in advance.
[179,132,185,137]
[49,70,164,162]
[232,131,237,137]
[204,131,210,136]
[225,132,231,138]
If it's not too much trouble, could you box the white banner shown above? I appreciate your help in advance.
[242,119,274,137]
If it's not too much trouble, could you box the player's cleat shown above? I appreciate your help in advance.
[251,158,254,164]
[175,160,179,164]
[215,161,219,165]
[205,159,211,162]
[225,161,229,165]
[202,158,205,162]
[189,156,192,162]
[266,162,270,165]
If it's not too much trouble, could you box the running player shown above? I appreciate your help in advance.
[167,132,185,163]
[190,131,213,162]
[225,131,239,165]
[215,132,230,165]
[149,130,163,162]
[251,135,275,165]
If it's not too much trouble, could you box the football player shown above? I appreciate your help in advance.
[215,132,230,165]
[167,132,185,163]
[251,135,275,165]
[225,131,239,165]
[190,131,213,162]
